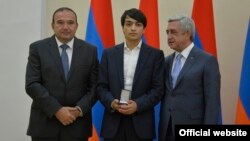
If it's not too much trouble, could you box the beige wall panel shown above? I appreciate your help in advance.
[44,0,89,38]
[213,0,250,124]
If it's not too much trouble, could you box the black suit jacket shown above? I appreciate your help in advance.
[159,46,221,141]
[97,42,165,139]
[25,36,98,138]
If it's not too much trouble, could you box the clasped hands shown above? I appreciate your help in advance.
[111,99,137,115]
[55,107,81,126]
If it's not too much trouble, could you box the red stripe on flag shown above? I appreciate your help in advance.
[192,0,222,125]
[192,0,217,57]
[139,0,159,48]
[139,1,161,141]
[91,0,115,48]
[88,1,115,140]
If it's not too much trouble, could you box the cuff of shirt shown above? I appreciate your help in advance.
[75,106,83,117]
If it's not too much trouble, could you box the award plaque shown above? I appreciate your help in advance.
[119,89,131,105]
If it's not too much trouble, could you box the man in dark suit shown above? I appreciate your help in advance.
[159,15,221,141]
[97,8,165,141]
[25,7,98,141]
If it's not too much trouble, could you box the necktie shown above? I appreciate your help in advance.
[171,54,182,88]
[60,44,69,79]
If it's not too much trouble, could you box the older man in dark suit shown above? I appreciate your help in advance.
[159,15,221,141]
[25,7,98,141]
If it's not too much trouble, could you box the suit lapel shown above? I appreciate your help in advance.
[175,47,198,88]
[167,53,175,90]
[133,44,150,85]
[114,44,124,88]
[47,36,66,82]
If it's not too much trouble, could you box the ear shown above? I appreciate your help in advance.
[185,30,191,38]
[122,26,125,34]
[51,23,54,30]
[142,28,146,34]
[76,22,78,28]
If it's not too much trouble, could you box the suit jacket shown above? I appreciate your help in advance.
[25,35,98,138]
[158,46,221,141]
[97,42,165,139]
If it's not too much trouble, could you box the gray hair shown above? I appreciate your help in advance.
[168,15,195,41]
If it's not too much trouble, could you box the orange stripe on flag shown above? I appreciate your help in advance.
[88,125,99,141]
[235,98,250,124]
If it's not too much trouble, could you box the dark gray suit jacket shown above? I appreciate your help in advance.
[159,46,221,141]
[97,42,165,139]
[25,36,98,138]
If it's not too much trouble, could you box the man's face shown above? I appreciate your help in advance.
[122,16,145,42]
[166,21,189,52]
[52,10,78,43]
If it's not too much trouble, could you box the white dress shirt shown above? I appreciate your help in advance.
[55,37,74,69]
[123,41,142,91]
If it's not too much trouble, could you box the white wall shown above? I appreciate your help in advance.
[0,0,44,140]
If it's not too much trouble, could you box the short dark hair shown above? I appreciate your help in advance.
[121,8,147,28]
[52,7,78,24]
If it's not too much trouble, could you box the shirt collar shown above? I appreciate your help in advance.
[175,42,194,59]
[124,40,142,51]
[55,37,74,49]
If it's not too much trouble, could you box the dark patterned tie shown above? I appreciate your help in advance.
[171,54,182,88]
[60,44,69,79]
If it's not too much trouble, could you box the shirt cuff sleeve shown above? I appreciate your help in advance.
[75,106,83,117]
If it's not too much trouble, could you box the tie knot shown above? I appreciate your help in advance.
[176,53,182,60]
[60,44,69,51]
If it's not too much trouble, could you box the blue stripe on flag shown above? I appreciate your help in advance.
[239,19,250,118]
[85,8,104,60]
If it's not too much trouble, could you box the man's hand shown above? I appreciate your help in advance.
[55,107,78,126]
[118,100,137,115]
[70,107,82,118]
[111,99,120,111]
